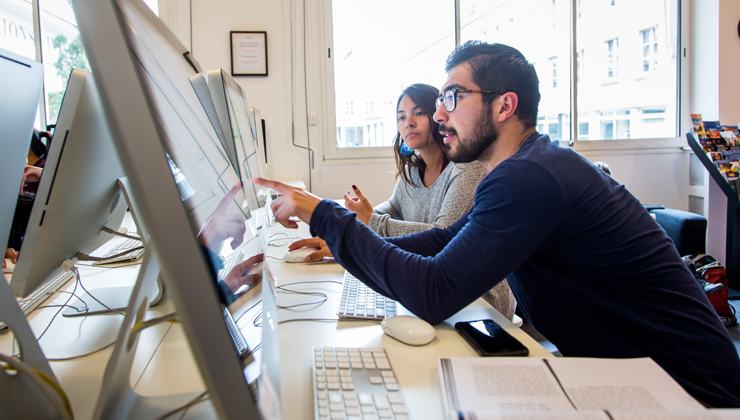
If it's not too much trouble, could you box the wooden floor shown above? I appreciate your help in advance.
[520,299,740,358]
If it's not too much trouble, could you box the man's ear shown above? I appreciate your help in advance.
[495,92,519,123]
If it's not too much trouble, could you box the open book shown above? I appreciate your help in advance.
[438,357,739,420]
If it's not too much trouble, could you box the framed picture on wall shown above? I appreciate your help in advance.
[230,31,268,76]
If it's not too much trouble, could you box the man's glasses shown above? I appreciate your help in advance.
[436,89,502,112]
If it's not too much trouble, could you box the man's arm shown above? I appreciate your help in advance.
[255,166,564,325]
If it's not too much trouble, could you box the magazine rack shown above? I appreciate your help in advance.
[687,131,740,299]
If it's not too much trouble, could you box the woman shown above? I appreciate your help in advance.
[291,83,517,320]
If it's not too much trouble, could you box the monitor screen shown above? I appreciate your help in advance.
[72,0,278,416]
[0,49,44,259]
[10,69,129,299]
[206,68,264,211]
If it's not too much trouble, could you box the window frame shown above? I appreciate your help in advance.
[317,0,688,161]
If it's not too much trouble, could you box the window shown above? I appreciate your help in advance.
[605,38,618,79]
[0,0,158,129]
[550,56,558,88]
[324,0,679,154]
[641,27,658,72]
[329,0,454,151]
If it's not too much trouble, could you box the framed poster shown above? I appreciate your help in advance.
[230,31,268,76]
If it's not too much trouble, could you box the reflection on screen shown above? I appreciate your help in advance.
[221,70,263,212]
[115,0,261,311]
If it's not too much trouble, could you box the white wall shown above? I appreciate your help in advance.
[190,0,311,190]
[181,0,706,209]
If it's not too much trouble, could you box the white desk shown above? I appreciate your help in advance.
[1,215,550,420]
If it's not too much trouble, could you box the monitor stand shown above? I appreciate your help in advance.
[89,251,203,420]
[0,278,62,418]
[63,177,165,317]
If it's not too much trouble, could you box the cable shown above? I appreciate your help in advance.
[152,390,209,420]
[235,299,263,323]
[35,267,82,343]
[130,312,178,336]
[72,267,126,316]
[100,226,141,241]
[278,318,342,324]
[0,353,74,420]
[46,341,117,362]
[75,245,144,262]
[267,232,312,247]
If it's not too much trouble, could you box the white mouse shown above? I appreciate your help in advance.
[381,315,435,346]
[283,247,320,263]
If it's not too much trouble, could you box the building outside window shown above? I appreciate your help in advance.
[325,0,678,152]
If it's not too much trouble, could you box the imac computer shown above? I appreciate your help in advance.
[189,71,260,214]
[0,47,66,420]
[206,68,266,209]
[0,48,44,261]
[10,69,130,306]
[72,0,281,417]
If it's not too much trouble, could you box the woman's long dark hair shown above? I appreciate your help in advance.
[392,83,445,188]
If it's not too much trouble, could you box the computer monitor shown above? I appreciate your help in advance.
[0,48,63,420]
[0,48,44,256]
[10,69,129,299]
[72,0,280,417]
[206,68,264,209]
[249,106,268,174]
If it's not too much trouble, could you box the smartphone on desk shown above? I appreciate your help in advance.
[455,319,529,357]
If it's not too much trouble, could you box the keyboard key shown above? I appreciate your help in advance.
[329,392,342,403]
[387,394,403,404]
[391,403,407,414]
[377,409,393,418]
[373,394,389,409]
[358,393,373,406]
[369,376,383,385]
[385,383,399,391]
[375,360,391,370]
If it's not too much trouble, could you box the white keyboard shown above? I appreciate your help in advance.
[92,237,144,265]
[312,347,411,420]
[338,271,397,320]
[0,270,76,330]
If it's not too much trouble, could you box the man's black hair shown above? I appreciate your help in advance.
[445,41,540,128]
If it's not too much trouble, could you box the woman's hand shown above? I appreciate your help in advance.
[252,178,323,229]
[289,238,332,262]
[344,185,373,225]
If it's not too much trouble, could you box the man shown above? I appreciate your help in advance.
[255,41,740,407]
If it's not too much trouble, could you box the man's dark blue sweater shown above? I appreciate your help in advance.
[309,133,740,407]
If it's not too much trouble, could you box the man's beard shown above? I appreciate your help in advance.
[443,106,498,163]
